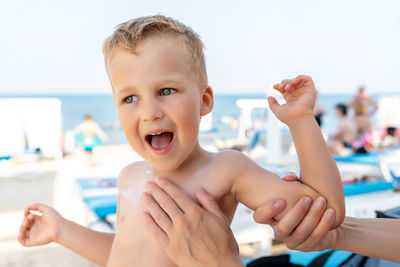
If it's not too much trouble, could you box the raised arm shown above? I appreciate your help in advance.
[280,78,345,226]
[234,75,345,227]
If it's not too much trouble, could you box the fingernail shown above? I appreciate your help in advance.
[317,197,326,207]
[141,211,148,219]
[303,197,312,206]
[273,199,284,209]
[327,209,335,218]
[140,192,149,201]
[196,187,205,194]
[286,172,297,177]
[144,182,150,190]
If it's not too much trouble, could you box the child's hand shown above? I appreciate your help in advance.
[18,203,64,247]
[268,75,317,125]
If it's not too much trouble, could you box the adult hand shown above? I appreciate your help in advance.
[253,173,340,251]
[141,178,244,267]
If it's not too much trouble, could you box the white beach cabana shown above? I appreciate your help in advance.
[0,98,62,159]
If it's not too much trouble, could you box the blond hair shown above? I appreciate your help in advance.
[103,15,208,87]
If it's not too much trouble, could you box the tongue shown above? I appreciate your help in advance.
[151,133,172,150]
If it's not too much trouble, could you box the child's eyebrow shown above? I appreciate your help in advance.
[116,86,137,97]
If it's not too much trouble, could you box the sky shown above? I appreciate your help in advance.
[1,0,400,95]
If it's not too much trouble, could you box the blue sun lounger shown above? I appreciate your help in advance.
[76,177,118,220]
[0,155,11,160]
[334,152,379,165]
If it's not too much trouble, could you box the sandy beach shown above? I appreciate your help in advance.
[0,144,141,267]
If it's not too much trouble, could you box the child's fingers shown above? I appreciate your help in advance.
[277,79,290,92]
[26,213,35,222]
[141,211,168,248]
[27,203,46,213]
[17,232,28,246]
[20,218,30,232]
[273,83,285,94]
[25,203,45,217]
[17,232,24,245]
[18,219,32,245]
[19,219,27,235]
[294,75,313,89]
[272,85,285,95]
[22,230,33,246]
[267,96,280,114]
[273,79,291,93]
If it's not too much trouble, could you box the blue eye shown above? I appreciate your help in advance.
[160,88,176,96]
[123,95,138,104]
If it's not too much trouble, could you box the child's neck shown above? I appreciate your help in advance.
[151,142,210,179]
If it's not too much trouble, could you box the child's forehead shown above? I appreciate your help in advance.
[108,38,201,90]
[109,37,192,72]
[122,36,191,62]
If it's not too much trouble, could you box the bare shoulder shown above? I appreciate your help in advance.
[117,160,148,187]
[212,149,253,175]
[216,149,278,180]
[213,148,248,162]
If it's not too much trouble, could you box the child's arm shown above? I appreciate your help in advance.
[233,75,345,227]
[18,203,114,267]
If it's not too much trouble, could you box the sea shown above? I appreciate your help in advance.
[1,92,399,144]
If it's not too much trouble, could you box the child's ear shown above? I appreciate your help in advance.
[200,86,214,116]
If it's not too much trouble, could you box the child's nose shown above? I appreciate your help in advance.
[141,101,164,122]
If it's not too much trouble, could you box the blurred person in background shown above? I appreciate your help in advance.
[74,113,108,166]
[327,104,357,155]
[348,86,378,137]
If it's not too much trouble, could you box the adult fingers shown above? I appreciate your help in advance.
[253,199,286,225]
[194,187,226,221]
[141,192,173,232]
[273,197,312,240]
[156,178,198,214]
[295,209,335,251]
[145,181,184,221]
[141,211,169,248]
[285,197,327,247]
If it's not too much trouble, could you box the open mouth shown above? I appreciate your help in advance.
[145,131,174,151]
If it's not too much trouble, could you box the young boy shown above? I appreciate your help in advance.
[18,15,345,266]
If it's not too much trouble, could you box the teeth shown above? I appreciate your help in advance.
[151,132,163,136]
